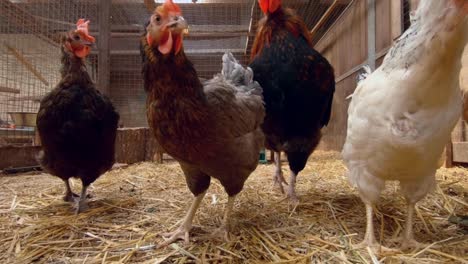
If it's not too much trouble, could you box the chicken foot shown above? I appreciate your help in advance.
[272,152,287,193]
[159,191,206,247]
[211,195,236,242]
[355,202,395,252]
[63,179,79,202]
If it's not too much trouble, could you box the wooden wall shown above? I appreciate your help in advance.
[315,0,404,151]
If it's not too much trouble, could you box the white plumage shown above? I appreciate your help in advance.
[342,0,468,251]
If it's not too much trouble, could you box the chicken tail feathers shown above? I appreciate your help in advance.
[221,52,263,96]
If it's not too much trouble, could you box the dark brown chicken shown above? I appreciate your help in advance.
[141,0,264,246]
[249,0,335,202]
[36,19,119,214]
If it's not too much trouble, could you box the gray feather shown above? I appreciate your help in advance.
[221,52,262,96]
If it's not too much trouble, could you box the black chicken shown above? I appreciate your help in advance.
[249,0,335,202]
[36,19,119,213]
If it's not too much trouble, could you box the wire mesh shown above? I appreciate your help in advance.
[0,0,97,146]
[0,0,353,145]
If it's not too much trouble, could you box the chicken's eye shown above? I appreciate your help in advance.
[155,15,161,23]
[73,35,81,41]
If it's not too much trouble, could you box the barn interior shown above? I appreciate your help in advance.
[0,0,467,263]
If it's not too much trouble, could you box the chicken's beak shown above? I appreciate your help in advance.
[81,40,95,48]
[167,15,188,34]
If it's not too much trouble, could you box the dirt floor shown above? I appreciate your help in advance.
[0,151,467,263]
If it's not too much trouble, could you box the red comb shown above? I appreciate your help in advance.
[164,0,181,14]
[76,19,95,43]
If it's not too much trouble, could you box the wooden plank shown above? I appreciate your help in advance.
[4,43,49,86]
[97,0,111,95]
[446,139,453,168]
[7,95,43,102]
[245,0,257,55]
[0,86,20,94]
[390,0,403,40]
[452,142,468,163]
[310,0,340,39]
[0,146,41,170]
[367,0,376,70]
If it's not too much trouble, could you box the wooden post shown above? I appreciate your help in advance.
[270,150,275,163]
[98,0,111,95]
[367,0,376,70]
[445,138,453,168]
[390,0,403,40]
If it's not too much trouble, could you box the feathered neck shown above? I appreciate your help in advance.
[141,36,205,100]
[382,1,467,72]
[59,47,93,86]
[250,7,312,60]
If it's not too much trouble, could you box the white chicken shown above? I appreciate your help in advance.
[342,0,468,251]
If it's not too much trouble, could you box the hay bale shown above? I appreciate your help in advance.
[115,127,148,164]
[0,145,40,169]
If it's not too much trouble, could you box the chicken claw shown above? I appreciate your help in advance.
[273,171,288,193]
[159,227,191,247]
[286,186,299,205]
[353,240,398,254]
[400,239,426,251]
[389,237,427,251]
[75,200,89,214]
[210,226,232,242]
[63,192,79,203]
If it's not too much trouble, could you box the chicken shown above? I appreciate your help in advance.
[342,0,467,251]
[36,19,119,214]
[249,0,335,202]
[140,0,264,246]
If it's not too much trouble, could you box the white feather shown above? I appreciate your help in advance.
[342,0,467,205]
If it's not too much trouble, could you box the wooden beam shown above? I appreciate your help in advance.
[4,43,49,86]
[446,139,453,168]
[310,0,340,39]
[451,141,468,163]
[245,0,257,55]
[0,146,41,170]
[97,0,111,95]
[7,95,43,102]
[367,0,376,70]
[0,86,20,94]
[390,0,403,40]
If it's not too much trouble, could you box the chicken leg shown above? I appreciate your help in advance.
[287,171,299,204]
[159,191,206,247]
[63,179,79,202]
[272,152,287,193]
[400,203,424,250]
[357,202,377,247]
[75,184,89,214]
[211,195,236,241]
[356,202,395,252]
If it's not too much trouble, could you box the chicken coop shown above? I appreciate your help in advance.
[0,0,353,164]
[1,0,468,263]
[3,0,468,160]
